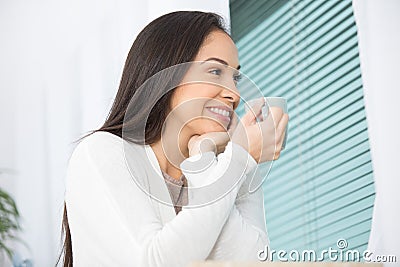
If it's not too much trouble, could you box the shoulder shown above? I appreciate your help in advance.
[72,131,143,158]
[76,131,130,153]
[66,131,153,196]
[68,131,146,173]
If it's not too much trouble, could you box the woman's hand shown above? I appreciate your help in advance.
[232,99,289,163]
[187,115,238,157]
[188,132,229,157]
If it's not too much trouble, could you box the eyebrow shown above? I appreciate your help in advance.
[201,57,241,70]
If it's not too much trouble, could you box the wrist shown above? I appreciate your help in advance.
[222,141,258,175]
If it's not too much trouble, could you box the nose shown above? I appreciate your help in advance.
[220,86,240,109]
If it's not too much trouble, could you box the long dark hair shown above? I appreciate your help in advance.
[58,11,228,266]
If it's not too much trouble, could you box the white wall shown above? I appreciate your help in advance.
[147,0,230,29]
[0,0,229,266]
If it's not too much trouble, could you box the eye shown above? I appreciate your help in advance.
[208,68,222,76]
[233,73,242,84]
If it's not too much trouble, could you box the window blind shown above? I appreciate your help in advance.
[230,0,375,258]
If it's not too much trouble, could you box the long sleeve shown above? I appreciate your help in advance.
[206,180,270,261]
[183,141,270,261]
[193,143,270,261]
[65,132,255,267]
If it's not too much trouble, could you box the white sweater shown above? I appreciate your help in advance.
[65,131,269,267]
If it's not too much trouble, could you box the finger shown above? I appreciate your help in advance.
[202,131,229,139]
[188,134,202,156]
[214,131,230,142]
[260,107,275,131]
[201,132,230,146]
[242,97,265,126]
[257,113,264,121]
[276,113,289,141]
[213,132,230,152]
[201,132,230,154]
[188,134,200,144]
[269,107,284,127]
[275,127,286,153]
[188,134,200,148]
[258,107,283,144]
[277,130,285,151]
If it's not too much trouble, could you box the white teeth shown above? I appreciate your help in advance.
[210,107,230,117]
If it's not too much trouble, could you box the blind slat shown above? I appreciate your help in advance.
[266,151,373,208]
[230,0,375,253]
[271,193,374,243]
[266,166,374,223]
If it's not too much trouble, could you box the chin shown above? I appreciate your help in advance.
[199,122,228,134]
[187,118,228,135]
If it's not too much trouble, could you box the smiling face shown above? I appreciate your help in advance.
[169,30,241,136]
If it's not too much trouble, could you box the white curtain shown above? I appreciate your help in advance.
[352,0,400,265]
[0,0,229,265]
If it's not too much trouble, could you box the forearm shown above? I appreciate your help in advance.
[207,183,270,261]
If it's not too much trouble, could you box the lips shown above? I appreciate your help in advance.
[208,107,230,117]
[205,106,232,123]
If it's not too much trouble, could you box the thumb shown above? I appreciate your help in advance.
[188,134,200,149]
[242,97,265,126]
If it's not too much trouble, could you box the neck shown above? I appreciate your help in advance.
[150,123,192,180]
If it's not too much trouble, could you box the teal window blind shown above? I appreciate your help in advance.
[230,0,375,258]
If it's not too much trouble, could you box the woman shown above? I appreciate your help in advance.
[60,11,289,267]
